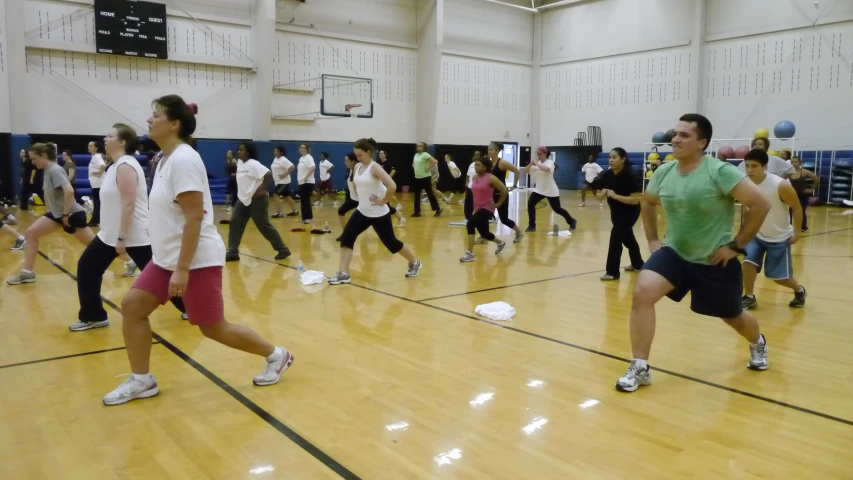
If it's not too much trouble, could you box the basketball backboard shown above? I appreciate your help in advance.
[320,74,374,118]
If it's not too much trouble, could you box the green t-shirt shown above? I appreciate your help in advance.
[413,152,432,179]
[646,155,745,264]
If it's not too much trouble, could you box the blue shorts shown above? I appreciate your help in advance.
[642,246,743,319]
[744,238,792,280]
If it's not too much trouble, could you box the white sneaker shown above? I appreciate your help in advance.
[69,319,110,332]
[253,347,294,386]
[398,217,406,227]
[122,262,138,277]
[747,334,769,370]
[615,361,652,392]
[103,374,160,405]
[181,313,189,320]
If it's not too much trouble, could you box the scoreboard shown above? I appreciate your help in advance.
[94,0,168,59]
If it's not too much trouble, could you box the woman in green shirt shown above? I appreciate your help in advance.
[411,142,442,217]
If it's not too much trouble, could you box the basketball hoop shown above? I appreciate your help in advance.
[345,103,362,118]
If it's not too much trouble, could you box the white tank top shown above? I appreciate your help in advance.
[98,155,150,247]
[354,162,390,218]
[755,173,794,243]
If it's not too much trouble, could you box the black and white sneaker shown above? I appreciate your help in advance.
[741,295,757,310]
[789,286,806,308]
[69,319,110,332]
[11,237,25,251]
[327,271,351,285]
[616,361,652,392]
[748,334,769,370]
[405,260,423,278]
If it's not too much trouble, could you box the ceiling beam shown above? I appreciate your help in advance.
[480,0,538,12]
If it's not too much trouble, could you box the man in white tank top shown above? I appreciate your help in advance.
[741,149,807,309]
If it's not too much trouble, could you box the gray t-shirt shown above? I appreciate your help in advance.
[43,162,85,217]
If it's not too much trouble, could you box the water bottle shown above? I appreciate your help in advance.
[297,260,305,274]
[324,221,330,233]
[553,224,559,236]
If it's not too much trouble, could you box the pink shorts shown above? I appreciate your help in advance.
[132,263,224,326]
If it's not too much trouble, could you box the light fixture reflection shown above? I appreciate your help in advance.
[249,465,275,475]
[579,399,600,409]
[386,422,409,431]
[527,379,546,388]
[469,392,494,407]
[434,448,463,466]
[522,417,548,435]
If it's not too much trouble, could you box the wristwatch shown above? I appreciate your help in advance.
[726,241,746,254]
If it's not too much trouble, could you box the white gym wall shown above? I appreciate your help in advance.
[702,0,853,150]
[538,0,698,151]
[0,2,11,133]
[19,0,254,138]
[435,0,534,146]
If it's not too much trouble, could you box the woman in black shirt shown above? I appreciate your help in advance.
[591,147,644,281]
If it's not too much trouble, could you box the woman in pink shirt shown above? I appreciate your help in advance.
[460,156,508,262]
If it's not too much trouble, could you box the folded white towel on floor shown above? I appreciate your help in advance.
[546,230,573,237]
[843,199,853,206]
[300,270,325,285]
[475,301,516,321]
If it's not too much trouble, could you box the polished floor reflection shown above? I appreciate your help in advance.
[2,190,852,479]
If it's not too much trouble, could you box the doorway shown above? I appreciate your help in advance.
[494,141,519,187]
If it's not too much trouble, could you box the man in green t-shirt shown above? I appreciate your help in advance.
[411,142,442,217]
[616,114,772,393]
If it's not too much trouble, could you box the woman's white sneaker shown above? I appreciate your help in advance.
[253,347,294,386]
[103,374,160,405]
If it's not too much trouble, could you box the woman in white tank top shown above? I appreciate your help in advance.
[71,123,186,332]
[327,138,422,285]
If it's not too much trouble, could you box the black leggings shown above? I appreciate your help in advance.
[467,209,496,241]
[464,188,474,220]
[89,188,101,224]
[299,183,314,221]
[412,176,439,214]
[606,208,644,277]
[527,192,575,229]
[791,194,809,230]
[338,197,359,216]
[494,193,516,229]
[77,236,185,323]
[339,210,403,253]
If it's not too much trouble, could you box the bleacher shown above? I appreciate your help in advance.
[68,153,231,204]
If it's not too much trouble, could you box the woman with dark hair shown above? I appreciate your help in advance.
[8,143,94,285]
[19,149,34,210]
[104,96,293,406]
[592,147,644,281]
[71,123,187,332]
[225,150,238,212]
[484,141,523,243]
[336,152,405,242]
[459,156,508,262]
[523,146,577,232]
[296,143,315,224]
[327,138,422,285]
[87,141,106,226]
[225,141,291,262]
[789,156,819,232]
[271,145,298,218]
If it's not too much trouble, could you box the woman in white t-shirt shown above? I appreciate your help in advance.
[296,143,316,224]
[314,152,338,207]
[441,153,464,204]
[103,96,293,406]
[580,154,604,207]
[327,138,421,285]
[270,145,298,218]
[72,123,187,332]
[225,141,291,263]
[523,146,577,232]
[87,141,107,226]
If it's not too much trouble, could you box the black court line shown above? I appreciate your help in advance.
[37,251,362,480]
[802,226,853,238]
[245,252,853,428]
[416,269,605,302]
[0,345,142,370]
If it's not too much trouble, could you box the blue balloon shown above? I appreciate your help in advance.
[774,121,796,139]
[652,132,667,145]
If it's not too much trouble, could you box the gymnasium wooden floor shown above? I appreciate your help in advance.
[2,190,852,480]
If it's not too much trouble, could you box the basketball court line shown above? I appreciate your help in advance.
[802,226,853,238]
[35,251,363,480]
[415,268,605,302]
[0,344,156,370]
[241,252,853,428]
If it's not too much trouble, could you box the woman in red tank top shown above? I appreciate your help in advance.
[460,157,508,262]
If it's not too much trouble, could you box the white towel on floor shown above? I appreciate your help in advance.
[843,199,853,206]
[475,301,516,321]
[546,230,573,237]
[300,270,325,285]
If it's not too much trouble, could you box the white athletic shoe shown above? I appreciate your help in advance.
[253,347,294,386]
[7,270,35,285]
[103,374,160,405]
[460,251,476,262]
[122,262,138,277]
[615,361,652,392]
[748,334,769,370]
[69,319,110,332]
[11,237,25,251]
[405,260,423,278]
[398,217,406,227]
